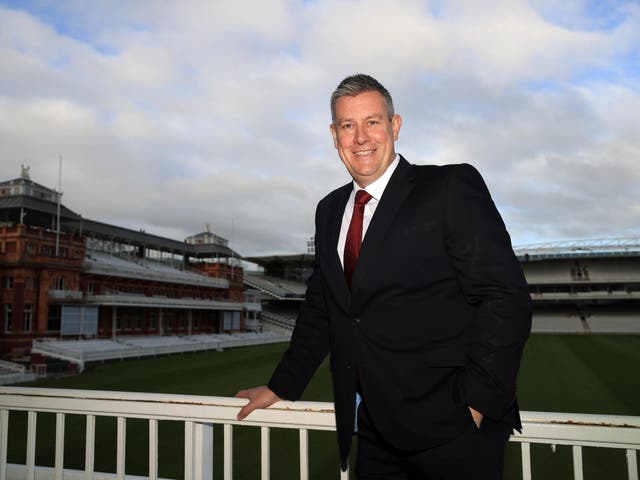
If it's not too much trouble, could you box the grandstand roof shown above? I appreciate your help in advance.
[244,253,314,267]
[1,170,241,258]
[0,197,239,258]
[67,218,238,257]
[0,194,82,224]
[514,237,640,261]
[245,238,640,267]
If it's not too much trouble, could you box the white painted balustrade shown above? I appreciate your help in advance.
[0,387,638,480]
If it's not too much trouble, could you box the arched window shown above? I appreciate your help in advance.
[50,276,68,291]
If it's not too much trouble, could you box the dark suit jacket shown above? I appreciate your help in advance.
[268,156,532,468]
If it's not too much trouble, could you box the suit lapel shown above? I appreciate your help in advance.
[321,183,352,311]
[351,157,416,300]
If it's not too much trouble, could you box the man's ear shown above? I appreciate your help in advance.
[391,114,402,141]
[330,123,338,149]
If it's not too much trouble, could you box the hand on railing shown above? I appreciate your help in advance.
[235,385,281,420]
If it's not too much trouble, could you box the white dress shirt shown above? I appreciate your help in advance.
[337,155,400,267]
[336,156,400,431]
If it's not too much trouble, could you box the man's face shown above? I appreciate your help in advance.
[330,90,402,188]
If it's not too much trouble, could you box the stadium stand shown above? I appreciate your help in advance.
[85,252,228,288]
[30,332,291,373]
[0,359,38,385]
[261,311,297,330]
[244,274,306,299]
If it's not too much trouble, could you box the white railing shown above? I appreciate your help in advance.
[48,290,83,300]
[0,387,639,480]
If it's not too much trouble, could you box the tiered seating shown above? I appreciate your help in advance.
[531,310,640,334]
[85,252,227,288]
[31,332,292,372]
[244,274,305,299]
[0,361,38,386]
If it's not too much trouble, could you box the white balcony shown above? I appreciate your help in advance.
[0,387,638,480]
[48,289,83,301]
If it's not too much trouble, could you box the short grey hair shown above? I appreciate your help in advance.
[330,74,395,126]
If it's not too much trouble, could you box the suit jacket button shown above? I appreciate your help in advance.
[352,318,360,326]
[346,363,352,369]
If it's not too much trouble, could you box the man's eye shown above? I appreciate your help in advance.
[368,120,379,126]
[341,124,353,130]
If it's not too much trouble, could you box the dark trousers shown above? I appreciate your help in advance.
[355,400,512,480]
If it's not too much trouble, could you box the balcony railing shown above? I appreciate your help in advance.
[48,290,83,301]
[0,387,638,480]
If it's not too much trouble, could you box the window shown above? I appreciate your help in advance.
[47,305,61,331]
[149,310,157,330]
[87,282,95,294]
[51,276,66,290]
[6,277,14,289]
[4,304,12,332]
[23,304,32,332]
[25,277,35,290]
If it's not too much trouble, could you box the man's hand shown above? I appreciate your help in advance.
[469,406,484,428]
[235,386,281,420]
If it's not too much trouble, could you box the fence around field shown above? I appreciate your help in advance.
[0,387,638,480]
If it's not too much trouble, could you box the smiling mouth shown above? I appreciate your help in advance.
[353,150,375,156]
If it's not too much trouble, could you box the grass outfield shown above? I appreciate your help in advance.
[7,334,640,479]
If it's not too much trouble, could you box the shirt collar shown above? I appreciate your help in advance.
[352,154,400,201]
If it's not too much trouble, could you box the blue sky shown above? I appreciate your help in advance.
[1,0,639,255]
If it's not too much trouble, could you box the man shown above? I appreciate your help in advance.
[236,74,532,479]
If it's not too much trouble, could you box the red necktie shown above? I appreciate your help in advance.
[344,190,372,288]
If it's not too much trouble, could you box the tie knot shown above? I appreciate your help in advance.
[354,190,372,206]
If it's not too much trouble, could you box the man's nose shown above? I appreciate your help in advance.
[354,126,369,144]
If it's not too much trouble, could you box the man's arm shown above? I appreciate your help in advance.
[445,164,532,421]
[236,207,332,419]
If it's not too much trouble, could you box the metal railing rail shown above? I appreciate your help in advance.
[0,387,638,480]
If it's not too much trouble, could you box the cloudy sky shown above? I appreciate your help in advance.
[1,0,639,256]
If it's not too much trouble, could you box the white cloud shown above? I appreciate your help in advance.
[1,0,639,253]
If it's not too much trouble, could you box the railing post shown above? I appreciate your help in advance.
[572,445,583,480]
[185,421,194,480]
[85,414,96,480]
[185,421,213,480]
[26,411,36,480]
[194,422,213,480]
[1,409,8,480]
[299,429,309,480]
[149,419,158,480]
[521,442,532,480]
[117,416,126,480]
[628,449,639,480]
[261,426,270,480]
[55,413,65,480]
[224,423,233,480]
